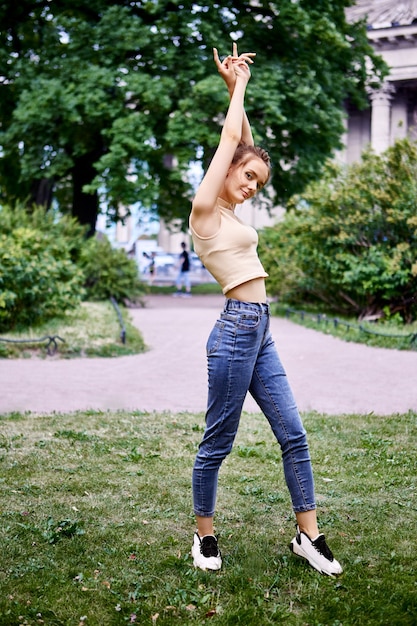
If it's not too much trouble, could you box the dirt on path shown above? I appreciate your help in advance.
[1,294,416,416]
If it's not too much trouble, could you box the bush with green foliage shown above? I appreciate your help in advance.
[259,139,417,322]
[78,236,145,302]
[0,203,87,255]
[0,206,85,331]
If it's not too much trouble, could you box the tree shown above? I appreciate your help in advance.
[258,139,417,322]
[0,1,387,234]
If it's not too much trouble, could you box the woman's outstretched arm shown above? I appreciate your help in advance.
[191,52,252,227]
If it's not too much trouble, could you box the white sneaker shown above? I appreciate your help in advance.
[290,526,343,576]
[191,532,222,571]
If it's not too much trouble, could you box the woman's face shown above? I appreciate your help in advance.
[223,156,270,205]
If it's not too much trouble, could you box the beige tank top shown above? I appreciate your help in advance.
[189,201,268,294]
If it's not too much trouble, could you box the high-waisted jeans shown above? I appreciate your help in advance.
[193,299,316,517]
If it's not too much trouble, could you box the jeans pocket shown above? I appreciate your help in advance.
[206,320,224,355]
[237,312,260,331]
[221,310,260,331]
[221,309,261,330]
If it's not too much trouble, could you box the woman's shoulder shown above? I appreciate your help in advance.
[190,203,221,239]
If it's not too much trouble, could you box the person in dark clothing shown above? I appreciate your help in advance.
[174,242,191,297]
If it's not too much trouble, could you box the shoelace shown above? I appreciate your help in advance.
[200,536,219,558]
[312,534,334,561]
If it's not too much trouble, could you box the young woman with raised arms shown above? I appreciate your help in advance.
[189,43,342,577]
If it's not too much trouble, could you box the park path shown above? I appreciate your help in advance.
[0,294,416,416]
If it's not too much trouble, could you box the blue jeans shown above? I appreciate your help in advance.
[176,270,191,290]
[193,299,316,517]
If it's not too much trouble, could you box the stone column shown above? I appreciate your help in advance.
[368,82,395,154]
[390,92,408,143]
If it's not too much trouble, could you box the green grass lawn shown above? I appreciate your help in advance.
[0,301,146,359]
[147,283,223,296]
[0,409,416,625]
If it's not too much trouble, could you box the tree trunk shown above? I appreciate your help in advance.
[72,151,100,238]
[30,178,54,209]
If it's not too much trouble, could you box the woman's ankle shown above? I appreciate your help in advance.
[196,515,215,537]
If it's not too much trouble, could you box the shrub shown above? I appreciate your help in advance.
[0,203,86,256]
[78,236,145,302]
[0,205,145,331]
[0,221,85,331]
[259,139,417,321]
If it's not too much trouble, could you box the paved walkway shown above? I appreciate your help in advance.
[1,295,416,415]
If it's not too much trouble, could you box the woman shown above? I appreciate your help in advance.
[189,43,342,577]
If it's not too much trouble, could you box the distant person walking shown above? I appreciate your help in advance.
[143,251,156,284]
[174,242,191,297]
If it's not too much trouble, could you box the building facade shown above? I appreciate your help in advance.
[344,0,417,160]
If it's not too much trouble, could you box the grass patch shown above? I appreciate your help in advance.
[273,304,417,351]
[0,301,146,359]
[148,283,222,295]
[0,409,416,625]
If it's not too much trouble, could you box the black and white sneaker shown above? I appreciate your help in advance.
[289,525,343,576]
[191,532,222,571]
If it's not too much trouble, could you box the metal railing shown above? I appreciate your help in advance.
[0,334,65,355]
[284,307,417,347]
[110,296,126,344]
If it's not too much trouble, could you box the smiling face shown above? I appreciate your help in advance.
[222,156,270,206]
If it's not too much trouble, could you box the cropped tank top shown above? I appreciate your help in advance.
[189,199,268,294]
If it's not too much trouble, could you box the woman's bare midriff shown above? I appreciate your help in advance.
[225,277,267,303]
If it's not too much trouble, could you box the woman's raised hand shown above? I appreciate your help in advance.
[233,55,251,83]
[213,42,255,93]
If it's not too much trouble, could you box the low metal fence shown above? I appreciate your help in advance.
[284,307,417,347]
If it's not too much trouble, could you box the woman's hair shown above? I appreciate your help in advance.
[231,142,271,173]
